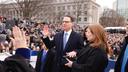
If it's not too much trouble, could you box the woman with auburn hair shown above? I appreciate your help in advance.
[65,24,108,72]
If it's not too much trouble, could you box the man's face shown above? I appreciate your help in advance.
[62,17,73,31]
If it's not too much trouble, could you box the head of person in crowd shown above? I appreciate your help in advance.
[125,22,128,35]
[42,22,49,31]
[125,22,128,31]
[0,34,6,52]
[0,34,6,43]
[35,22,40,28]
[126,22,128,29]
[35,20,43,28]
[0,16,3,23]
[84,24,109,53]
[62,15,74,32]
[0,17,2,22]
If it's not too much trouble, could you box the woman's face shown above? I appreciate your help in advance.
[85,28,95,42]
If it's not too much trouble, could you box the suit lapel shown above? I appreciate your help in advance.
[64,31,74,50]
[60,32,64,51]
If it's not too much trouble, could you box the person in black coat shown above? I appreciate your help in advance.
[114,23,128,72]
[35,40,56,72]
[114,35,128,72]
[65,24,108,72]
[41,15,84,72]
[0,26,35,72]
[35,22,56,72]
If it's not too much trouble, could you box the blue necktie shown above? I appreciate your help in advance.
[63,32,68,50]
[121,44,128,72]
[40,50,47,72]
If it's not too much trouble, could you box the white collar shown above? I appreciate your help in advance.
[64,29,72,35]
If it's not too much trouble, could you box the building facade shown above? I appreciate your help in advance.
[0,0,100,25]
[117,0,128,21]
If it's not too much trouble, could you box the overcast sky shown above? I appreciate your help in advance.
[96,0,116,9]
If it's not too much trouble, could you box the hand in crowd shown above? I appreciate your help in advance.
[66,51,77,58]
[12,26,28,48]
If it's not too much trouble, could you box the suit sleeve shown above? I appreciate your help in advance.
[42,36,55,49]
[74,34,84,53]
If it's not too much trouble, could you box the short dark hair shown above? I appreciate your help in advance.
[65,15,74,22]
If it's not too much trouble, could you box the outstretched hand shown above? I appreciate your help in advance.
[12,26,28,48]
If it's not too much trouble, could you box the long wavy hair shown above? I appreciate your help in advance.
[83,24,108,53]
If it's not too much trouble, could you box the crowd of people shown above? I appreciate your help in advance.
[107,33,125,60]
[0,15,128,72]
[0,16,125,58]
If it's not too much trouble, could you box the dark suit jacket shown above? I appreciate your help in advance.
[0,48,35,72]
[114,36,128,72]
[35,48,56,72]
[43,30,84,72]
[71,44,108,72]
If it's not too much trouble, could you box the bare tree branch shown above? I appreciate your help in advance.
[8,0,53,19]
[99,8,125,27]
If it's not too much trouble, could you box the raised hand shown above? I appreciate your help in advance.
[12,26,28,48]
[42,30,50,37]
[42,26,51,38]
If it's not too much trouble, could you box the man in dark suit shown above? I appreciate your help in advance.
[35,22,56,72]
[41,15,84,72]
[35,47,56,72]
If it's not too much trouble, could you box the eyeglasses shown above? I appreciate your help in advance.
[62,21,71,23]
